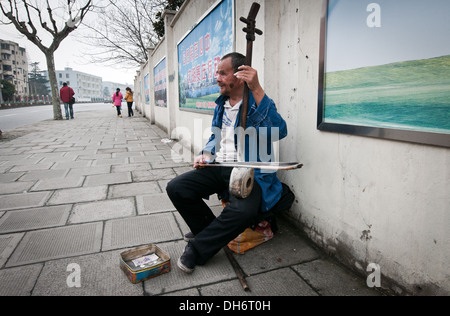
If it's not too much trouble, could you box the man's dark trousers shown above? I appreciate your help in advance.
[166,167,262,265]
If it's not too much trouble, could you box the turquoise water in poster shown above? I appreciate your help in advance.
[177,0,233,111]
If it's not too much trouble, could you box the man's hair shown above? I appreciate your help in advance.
[63,82,67,86]
[221,52,246,72]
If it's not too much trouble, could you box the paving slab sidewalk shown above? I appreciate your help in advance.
[0,110,381,296]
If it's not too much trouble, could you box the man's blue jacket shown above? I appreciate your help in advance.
[202,93,288,212]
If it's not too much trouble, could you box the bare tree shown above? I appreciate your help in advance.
[0,0,93,120]
[80,0,183,67]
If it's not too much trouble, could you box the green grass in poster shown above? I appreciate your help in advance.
[324,55,450,133]
[181,93,220,111]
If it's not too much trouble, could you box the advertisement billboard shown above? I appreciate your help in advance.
[177,0,234,112]
[154,58,167,107]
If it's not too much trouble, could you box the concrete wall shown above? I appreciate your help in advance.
[135,0,450,295]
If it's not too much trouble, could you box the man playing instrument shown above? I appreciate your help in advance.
[166,52,288,273]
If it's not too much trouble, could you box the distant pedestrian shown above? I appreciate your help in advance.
[60,82,75,120]
[124,87,134,117]
[112,88,123,118]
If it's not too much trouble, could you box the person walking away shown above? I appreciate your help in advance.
[60,82,75,120]
[124,87,134,117]
[112,88,123,117]
[166,52,288,273]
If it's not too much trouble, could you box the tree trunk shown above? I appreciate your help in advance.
[46,52,63,120]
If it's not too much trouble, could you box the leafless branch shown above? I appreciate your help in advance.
[78,0,168,67]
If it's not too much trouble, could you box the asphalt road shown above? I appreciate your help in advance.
[0,102,114,132]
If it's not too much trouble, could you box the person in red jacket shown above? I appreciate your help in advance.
[60,82,75,120]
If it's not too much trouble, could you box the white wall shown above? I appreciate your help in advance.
[135,0,450,295]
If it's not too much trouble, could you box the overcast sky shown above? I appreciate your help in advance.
[326,0,450,72]
[0,21,137,85]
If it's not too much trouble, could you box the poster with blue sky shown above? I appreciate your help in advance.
[322,0,450,137]
[144,74,150,104]
[154,58,167,107]
[177,0,234,112]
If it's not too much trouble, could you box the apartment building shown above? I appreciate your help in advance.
[45,67,103,102]
[0,39,29,100]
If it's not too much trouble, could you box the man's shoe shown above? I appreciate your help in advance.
[177,243,196,274]
[184,232,195,242]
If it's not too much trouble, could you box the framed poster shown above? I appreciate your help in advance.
[177,0,234,113]
[318,0,450,148]
[144,73,150,104]
[154,58,167,107]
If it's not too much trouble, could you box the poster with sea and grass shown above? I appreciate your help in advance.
[323,0,450,135]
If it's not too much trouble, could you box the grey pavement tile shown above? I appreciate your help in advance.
[2,157,43,166]
[46,143,74,149]
[0,181,35,194]
[37,153,76,162]
[0,165,12,173]
[151,160,191,170]
[84,172,131,187]
[97,148,126,154]
[64,149,98,158]
[18,169,68,181]
[77,153,112,160]
[0,205,71,233]
[0,153,31,161]
[66,165,111,177]
[130,155,165,164]
[200,268,318,296]
[32,249,143,296]
[132,169,176,182]
[129,145,157,152]
[111,163,151,173]
[6,222,103,267]
[91,158,129,166]
[112,151,144,158]
[136,193,176,215]
[53,147,88,153]
[8,163,54,172]
[0,264,43,296]
[108,181,161,199]
[68,198,135,224]
[0,233,25,268]
[143,241,235,296]
[0,191,51,211]
[31,176,84,191]
[0,172,24,183]
[50,160,92,170]
[102,213,182,251]
[47,185,107,205]
[292,259,381,296]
